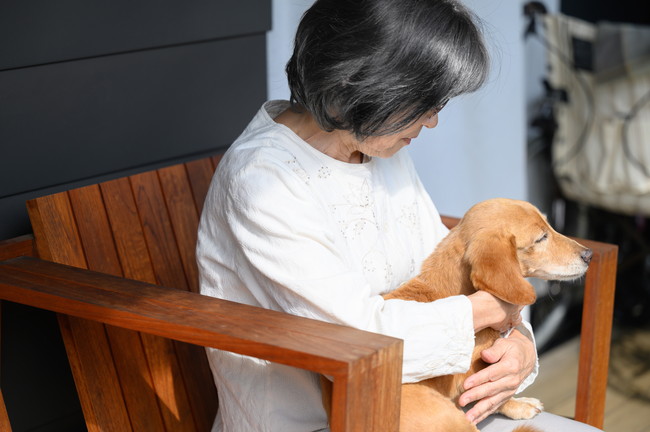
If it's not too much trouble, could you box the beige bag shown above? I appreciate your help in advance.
[545,14,650,215]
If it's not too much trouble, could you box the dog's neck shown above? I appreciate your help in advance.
[386,230,474,303]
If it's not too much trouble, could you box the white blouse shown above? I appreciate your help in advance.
[197,101,536,432]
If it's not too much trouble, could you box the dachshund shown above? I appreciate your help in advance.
[382,198,592,432]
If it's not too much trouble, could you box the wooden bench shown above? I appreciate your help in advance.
[0,155,617,431]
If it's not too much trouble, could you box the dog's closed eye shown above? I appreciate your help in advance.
[535,232,548,244]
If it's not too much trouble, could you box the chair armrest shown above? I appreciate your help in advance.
[0,257,403,432]
[0,235,35,261]
[570,237,617,428]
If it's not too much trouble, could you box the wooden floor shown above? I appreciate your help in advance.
[520,328,650,432]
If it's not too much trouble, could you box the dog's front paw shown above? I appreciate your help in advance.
[498,397,544,420]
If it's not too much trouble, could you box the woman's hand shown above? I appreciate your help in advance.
[458,329,537,425]
[468,291,523,333]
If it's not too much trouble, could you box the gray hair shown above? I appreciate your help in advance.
[286,0,490,138]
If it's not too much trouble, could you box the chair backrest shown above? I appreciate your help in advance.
[0,390,10,431]
[27,155,222,432]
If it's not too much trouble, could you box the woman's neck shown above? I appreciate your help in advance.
[274,107,362,164]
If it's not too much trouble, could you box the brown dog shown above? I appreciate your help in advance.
[382,198,592,432]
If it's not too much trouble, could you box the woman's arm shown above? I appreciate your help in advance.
[468,290,524,333]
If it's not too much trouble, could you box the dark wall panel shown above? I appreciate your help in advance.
[0,34,267,239]
[0,0,271,70]
[1,35,265,198]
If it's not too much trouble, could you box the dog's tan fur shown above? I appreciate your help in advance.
[323,198,592,432]
[385,198,592,432]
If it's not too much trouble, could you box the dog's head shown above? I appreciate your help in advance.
[458,198,592,306]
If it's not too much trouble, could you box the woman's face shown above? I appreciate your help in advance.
[350,110,440,159]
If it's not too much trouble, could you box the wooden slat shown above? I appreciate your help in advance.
[0,257,404,432]
[0,235,35,261]
[26,193,86,267]
[0,388,11,432]
[127,170,198,432]
[172,344,218,432]
[575,240,618,428]
[138,333,196,432]
[26,192,135,431]
[157,165,201,293]
[130,170,188,290]
[59,317,134,432]
[185,157,219,217]
[68,185,122,275]
[107,327,167,432]
[100,175,197,432]
[68,184,167,432]
[210,155,223,172]
[158,163,219,430]
[99,177,157,283]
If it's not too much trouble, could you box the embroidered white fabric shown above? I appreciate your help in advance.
[196,101,538,432]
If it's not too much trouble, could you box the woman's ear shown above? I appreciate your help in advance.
[464,231,537,306]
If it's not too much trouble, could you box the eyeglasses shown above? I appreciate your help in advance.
[431,98,450,116]
[421,99,449,123]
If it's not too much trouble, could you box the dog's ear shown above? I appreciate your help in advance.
[464,231,537,305]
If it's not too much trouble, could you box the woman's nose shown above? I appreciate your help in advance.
[422,113,439,129]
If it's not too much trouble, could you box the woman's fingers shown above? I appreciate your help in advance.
[459,333,536,424]
[460,368,519,424]
[465,390,515,425]
[459,361,518,406]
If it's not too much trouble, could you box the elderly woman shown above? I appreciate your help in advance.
[197,1,603,431]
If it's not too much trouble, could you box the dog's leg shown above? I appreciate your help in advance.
[399,384,479,432]
[497,397,544,420]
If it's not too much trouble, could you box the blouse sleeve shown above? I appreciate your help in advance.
[216,157,475,383]
[512,321,540,393]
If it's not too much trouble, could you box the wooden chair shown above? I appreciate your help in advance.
[0,155,617,431]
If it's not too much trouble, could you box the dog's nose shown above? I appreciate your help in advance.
[581,249,593,264]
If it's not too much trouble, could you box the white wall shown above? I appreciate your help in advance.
[267,0,550,218]
[267,0,314,100]
[409,1,528,218]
